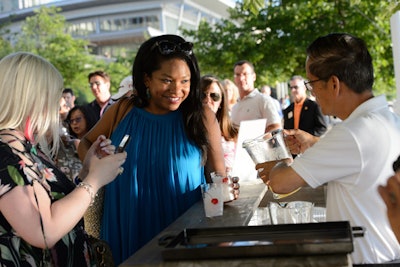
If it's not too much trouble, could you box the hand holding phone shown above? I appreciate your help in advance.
[115,134,130,153]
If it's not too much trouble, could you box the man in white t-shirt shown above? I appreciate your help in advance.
[231,60,281,133]
[257,33,400,264]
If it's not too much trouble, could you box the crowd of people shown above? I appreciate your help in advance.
[0,32,399,266]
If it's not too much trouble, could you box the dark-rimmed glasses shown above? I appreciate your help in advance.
[151,40,193,56]
[202,92,221,102]
[304,79,323,91]
[67,116,83,125]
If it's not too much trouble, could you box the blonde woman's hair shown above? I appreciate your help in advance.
[200,75,238,142]
[222,78,239,107]
[0,52,63,157]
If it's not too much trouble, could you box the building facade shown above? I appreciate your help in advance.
[0,0,235,57]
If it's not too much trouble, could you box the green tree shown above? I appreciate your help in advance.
[184,0,400,99]
[13,6,95,101]
[0,6,134,103]
[0,22,13,59]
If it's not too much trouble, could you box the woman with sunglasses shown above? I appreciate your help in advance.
[201,75,239,175]
[78,34,227,264]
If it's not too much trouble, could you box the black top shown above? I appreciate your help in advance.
[283,98,327,137]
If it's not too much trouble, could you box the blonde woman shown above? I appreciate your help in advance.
[0,52,126,266]
[222,78,239,113]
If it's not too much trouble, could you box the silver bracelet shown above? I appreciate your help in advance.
[77,182,98,206]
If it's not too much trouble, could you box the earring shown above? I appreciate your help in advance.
[146,88,151,99]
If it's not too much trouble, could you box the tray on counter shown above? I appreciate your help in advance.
[161,221,354,261]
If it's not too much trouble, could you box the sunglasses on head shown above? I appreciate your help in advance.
[202,92,221,102]
[151,40,193,56]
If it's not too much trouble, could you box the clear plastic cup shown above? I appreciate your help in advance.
[201,183,224,217]
[269,201,314,224]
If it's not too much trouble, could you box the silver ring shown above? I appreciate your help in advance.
[118,167,124,175]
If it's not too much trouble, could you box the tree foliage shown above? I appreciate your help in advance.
[1,3,399,100]
[0,23,13,59]
[183,0,400,99]
[1,6,133,103]
[14,6,94,100]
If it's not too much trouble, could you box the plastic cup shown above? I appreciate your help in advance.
[269,201,314,224]
[201,183,224,217]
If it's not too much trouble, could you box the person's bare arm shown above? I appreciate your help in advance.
[264,129,318,193]
[284,129,319,155]
[0,137,126,248]
[203,107,226,182]
[266,122,281,133]
[256,128,317,194]
[378,172,400,243]
[268,162,307,194]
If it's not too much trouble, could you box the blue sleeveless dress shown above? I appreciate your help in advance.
[101,107,204,264]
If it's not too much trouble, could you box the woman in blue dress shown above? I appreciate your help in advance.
[78,34,227,264]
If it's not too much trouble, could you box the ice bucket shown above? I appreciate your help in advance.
[242,129,292,165]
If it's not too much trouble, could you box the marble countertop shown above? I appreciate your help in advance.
[120,181,351,267]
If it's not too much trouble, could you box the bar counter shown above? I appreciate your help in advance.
[120,180,351,267]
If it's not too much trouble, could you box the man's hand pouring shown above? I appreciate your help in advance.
[284,129,319,155]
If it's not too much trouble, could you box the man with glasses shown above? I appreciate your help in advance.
[231,60,281,133]
[283,75,327,137]
[86,70,114,121]
[257,33,400,264]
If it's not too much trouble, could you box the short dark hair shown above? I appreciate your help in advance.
[233,60,255,73]
[66,105,97,138]
[88,70,110,83]
[62,88,74,95]
[306,33,374,93]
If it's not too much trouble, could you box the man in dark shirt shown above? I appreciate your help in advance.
[86,70,114,121]
[284,75,327,136]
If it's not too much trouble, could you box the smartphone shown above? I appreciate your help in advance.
[115,134,130,153]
